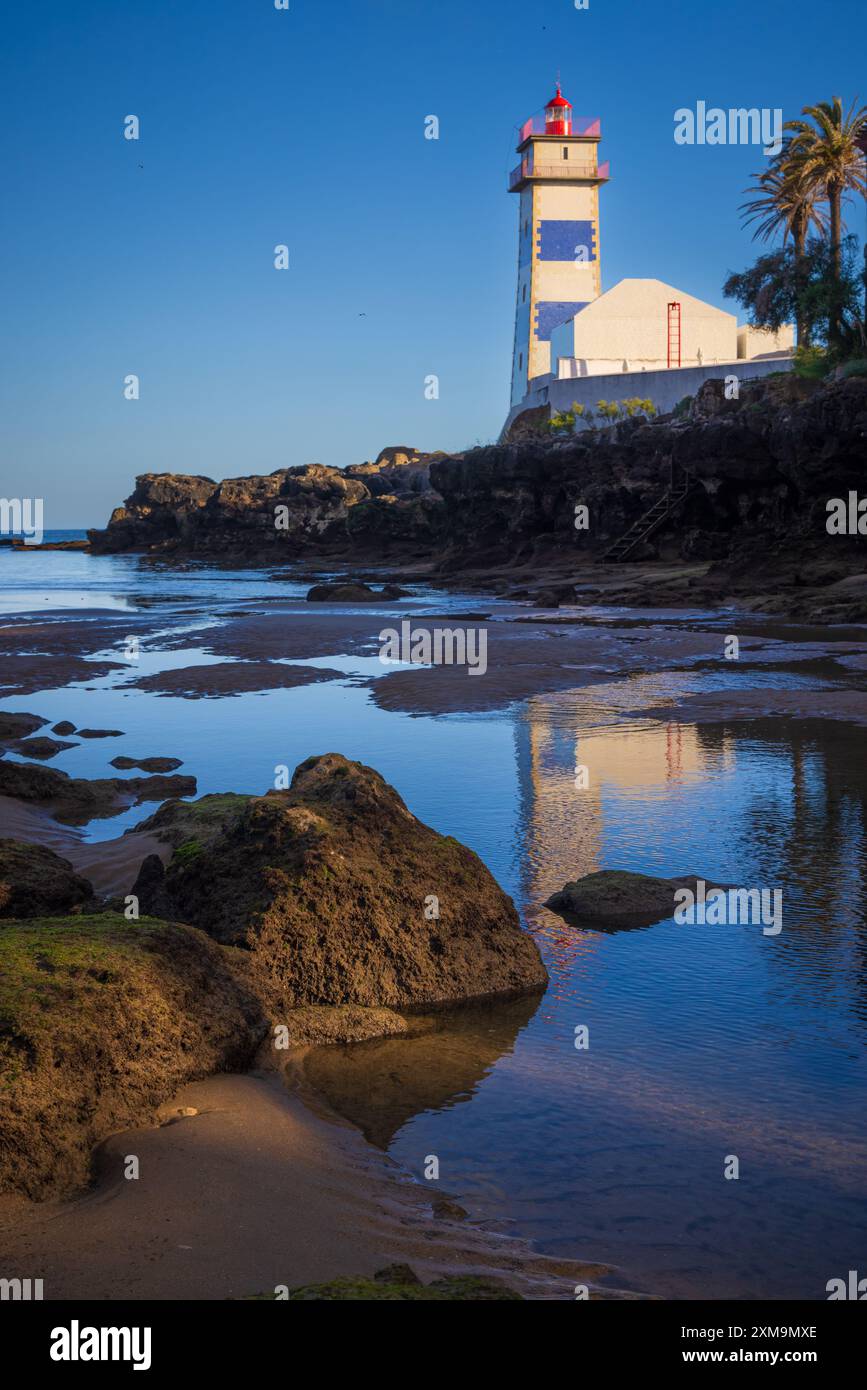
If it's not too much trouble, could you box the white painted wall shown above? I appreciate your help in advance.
[737,323,796,358]
[550,278,737,378]
[501,357,794,438]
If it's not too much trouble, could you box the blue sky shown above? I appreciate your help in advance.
[1,0,864,526]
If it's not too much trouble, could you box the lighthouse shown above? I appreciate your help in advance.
[509,86,609,405]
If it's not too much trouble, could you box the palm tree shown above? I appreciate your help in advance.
[739,145,827,345]
[785,97,867,346]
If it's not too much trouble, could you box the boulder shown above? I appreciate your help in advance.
[0,839,94,918]
[306,582,381,602]
[0,712,47,742]
[159,753,547,1009]
[0,761,197,826]
[305,581,410,602]
[51,721,76,736]
[11,736,77,760]
[110,756,183,772]
[544,869,724,930]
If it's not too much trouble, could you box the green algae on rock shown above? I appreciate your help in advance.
[155,753,548,1010]
[0,915,267,1199]
[544,868,726,930]
[0,840,94,919]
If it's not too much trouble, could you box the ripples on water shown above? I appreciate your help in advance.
[2,544,866,1298]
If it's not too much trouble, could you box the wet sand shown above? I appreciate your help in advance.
[0,1069,619,1301]
[2,597,867,716]
[129,661,345,698]
[0,795,168,896]
[640,687,867,728]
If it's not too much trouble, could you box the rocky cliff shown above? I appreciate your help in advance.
[87,377,867,614]
[88,446,449,558]
[428,375,867,569]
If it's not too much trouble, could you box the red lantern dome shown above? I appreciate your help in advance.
[545,85,573,136]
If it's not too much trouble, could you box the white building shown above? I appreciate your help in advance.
[550,277,793,379]
[507,85,794,420]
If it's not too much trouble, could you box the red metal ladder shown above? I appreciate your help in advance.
[667,301,681,369]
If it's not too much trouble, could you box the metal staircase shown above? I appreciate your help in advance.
[600,463,697,563]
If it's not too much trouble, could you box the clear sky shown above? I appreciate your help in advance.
[1,0,864,527]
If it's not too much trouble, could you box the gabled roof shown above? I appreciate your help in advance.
[569,278,734,321]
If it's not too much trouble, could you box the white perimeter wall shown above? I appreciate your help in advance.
[500,357,794,438]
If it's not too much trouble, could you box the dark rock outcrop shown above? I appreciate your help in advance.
[151,753,547,1009]
[430,375,867,614]
[88,473,217,552]
[0,839,94,918]
[10,736,77,760]
[0,761,197,825]
[0,712,47,742]
[88,466,370,556]
[544,869,726,930]
[305,581,409,602]
[110,756,183,772]
[85,378,867,615]
[87,444,449,560]
[344,445,449,497]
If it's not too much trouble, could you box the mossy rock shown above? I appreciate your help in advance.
[544,869,726,931]
[134,792,253,850]
[0,839,94,918]
[158,754,547,1010]
[0,915,266,1199]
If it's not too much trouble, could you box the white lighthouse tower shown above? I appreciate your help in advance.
[509,85,609,406]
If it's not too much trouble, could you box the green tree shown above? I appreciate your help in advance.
[723,233,863,358]
[739,141,827,345]
[784,97,867,348]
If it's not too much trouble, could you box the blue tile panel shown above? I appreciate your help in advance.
[534,301,589,341]
[537,219,597,262]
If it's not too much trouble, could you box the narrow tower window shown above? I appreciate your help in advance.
[563,146,569,159]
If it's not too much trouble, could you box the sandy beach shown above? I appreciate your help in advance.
[0,1066,616,1301]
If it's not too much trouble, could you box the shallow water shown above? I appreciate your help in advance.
[2,546,866,1299]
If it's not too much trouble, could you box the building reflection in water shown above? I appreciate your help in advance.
[513,677,734,1002]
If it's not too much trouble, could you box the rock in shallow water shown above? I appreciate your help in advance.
[305,581,408,602]
[110,755,183,772]
[0,760,197,825]
[0,712,47,742]
[11,736,77,760]
[544,868,726,930]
